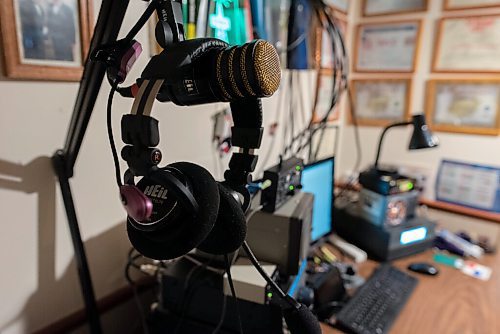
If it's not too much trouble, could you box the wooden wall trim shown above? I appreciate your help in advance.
[33,277,155,334]
[420,198,500,224]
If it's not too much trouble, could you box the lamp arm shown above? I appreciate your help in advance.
[374,121,412,168]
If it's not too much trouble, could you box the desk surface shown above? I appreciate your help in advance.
[321,250,500,334]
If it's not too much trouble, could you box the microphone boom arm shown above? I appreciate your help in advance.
[51,1,184,333]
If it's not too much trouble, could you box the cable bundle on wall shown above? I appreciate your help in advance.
[279,0,349,163]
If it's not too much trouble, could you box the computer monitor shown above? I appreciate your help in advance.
[301,157,335,243]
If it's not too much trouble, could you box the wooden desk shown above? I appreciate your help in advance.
[321,250,500,334]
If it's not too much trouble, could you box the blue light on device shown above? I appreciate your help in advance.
[301,157,334,243]
[400,227,428,245]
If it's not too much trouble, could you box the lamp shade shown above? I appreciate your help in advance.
[409,114,439,150]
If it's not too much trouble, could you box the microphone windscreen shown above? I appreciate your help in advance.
[283,304,322,334]
[251,40,281,96]
[215,40,281,101]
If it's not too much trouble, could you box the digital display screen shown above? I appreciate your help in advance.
[400,227,427,245]
[301,158,334,242]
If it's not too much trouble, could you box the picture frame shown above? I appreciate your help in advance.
[436,160,500,214]
[425,79,500,136]
[312,68,341,123]
[362,0,428,17]
[443,0,500,11]
[433,15,500,73]
[0,0,93,81]
[350,78,412,127]
[354,20,421,73]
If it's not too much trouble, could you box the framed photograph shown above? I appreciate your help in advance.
[444,0,500,11]
[0,0,92,81]
[425,80,500,136]
[312,69,341,123]
[363,0,428,17]
[324,0,349,14]
[433,15,500,73]
[354,20,421,73]
[350,79,412,126]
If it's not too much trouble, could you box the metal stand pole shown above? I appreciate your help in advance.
[52,151,102,334]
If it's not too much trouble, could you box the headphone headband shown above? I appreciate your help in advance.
[131,79,165,116]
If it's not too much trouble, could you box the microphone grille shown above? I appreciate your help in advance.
[253,40,281,97]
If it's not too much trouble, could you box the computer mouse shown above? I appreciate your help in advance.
[408,262,439,276]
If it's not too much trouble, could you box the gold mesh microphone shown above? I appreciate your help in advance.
[137,38,281,106]
[214,40,281,101]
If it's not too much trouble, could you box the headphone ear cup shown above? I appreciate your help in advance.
[127,162,220,260]
[197,183,247,255]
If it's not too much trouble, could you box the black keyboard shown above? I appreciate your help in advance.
[333,264,418,334]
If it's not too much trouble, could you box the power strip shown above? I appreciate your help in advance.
[328,235,367,263]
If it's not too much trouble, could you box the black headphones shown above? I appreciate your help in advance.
[119,77,263,260]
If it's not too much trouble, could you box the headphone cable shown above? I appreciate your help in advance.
[224,254,244,334]
[107,81,123,187]
[241,241,299,309]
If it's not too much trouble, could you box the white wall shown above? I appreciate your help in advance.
[0,1,317,332]
[337,0,500,199]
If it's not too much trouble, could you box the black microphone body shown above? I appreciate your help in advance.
[284,304,323,334]
[140,38,281,106]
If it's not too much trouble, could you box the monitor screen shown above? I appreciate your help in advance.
[301,157,334,243]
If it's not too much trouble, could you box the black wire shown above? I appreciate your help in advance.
[211,290,228,334]
[125,253,150,334]
[173,258,215,334]
[106,82,123,187]
[281,77,289,156]
[347,85,362,174]
[311,3,349,161]
[241,242,288,300]
[280,1,349,162]
[312,124,327,161]
[289,74,296,157]
[124,0,160,42]
[336,85,363,200]
[294,73,308,156]
[258,76,286,170]
[224,254,243,334]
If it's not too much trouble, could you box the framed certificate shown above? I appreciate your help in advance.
[425,79,500,136]
[363,0,428,17]
[433,15,500,73]
[354,21,421,72]
[444,0,500,10]
[350,79,412,126]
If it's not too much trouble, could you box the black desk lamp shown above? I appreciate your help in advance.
[359,114,438,194]
[374,114,439,169]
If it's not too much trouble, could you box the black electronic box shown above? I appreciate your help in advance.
[261,157,303,212]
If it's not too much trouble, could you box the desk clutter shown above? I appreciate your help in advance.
[119,153,499,334]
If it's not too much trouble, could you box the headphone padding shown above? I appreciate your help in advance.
[197,183,247,254]
[127,162,220,260]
